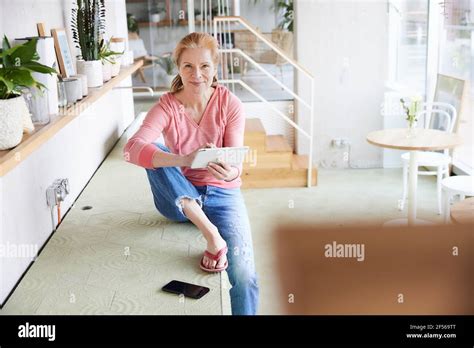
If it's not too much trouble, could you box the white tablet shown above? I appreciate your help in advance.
[191,146,249,169]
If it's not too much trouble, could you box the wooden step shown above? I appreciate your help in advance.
[266,135,292,153]
[244,118,266,152]
[241,154,318,189]
[243,134,293,169]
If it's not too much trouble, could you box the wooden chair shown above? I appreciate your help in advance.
[128,32,159,84]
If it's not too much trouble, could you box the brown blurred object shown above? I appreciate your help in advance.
[276,223,473,315]
[451,197,474,224]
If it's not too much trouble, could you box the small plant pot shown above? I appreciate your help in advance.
[0,95,31,150]
[151,13,161,23]
[76,59,103,88]
[110,59,121,77]
[102,61,112,82]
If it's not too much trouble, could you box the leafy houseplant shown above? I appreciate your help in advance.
[400,97,422,128]
[0,36,57,149]
[127,13,139,35]
[251,0,294,32]
[400,96,422,137]
[71,0,106,87]
[276,0,294,32]
[157,53,176,87]
[98,38,123,80]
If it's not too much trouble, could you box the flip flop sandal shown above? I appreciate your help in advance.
[200,245,228,273]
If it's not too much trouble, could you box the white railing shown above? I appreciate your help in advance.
[213,16,315,187]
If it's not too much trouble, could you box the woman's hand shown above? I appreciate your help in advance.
[204,143,238,181]
[182,143,219,167]
[207,160,238,181]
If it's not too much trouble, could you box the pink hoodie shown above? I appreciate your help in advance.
[123,84,245,189]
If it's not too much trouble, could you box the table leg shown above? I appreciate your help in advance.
[408,150,418,226]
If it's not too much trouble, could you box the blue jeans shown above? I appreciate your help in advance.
[145,143,259,315]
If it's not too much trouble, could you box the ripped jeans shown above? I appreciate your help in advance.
[145,143,259,315]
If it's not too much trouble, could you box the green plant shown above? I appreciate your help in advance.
[276,0,294,32]
[0,36,57,100]
[157,53,176,75]
[249,0,294,32]
[400,97,422,127]
[98,38,123,64]
[212,4,230,16]
[71,0,106,61]
[127,13,139,34]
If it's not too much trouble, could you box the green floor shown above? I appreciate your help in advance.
[0,106,444,315]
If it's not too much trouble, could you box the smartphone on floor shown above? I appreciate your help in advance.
[162,280,210,299]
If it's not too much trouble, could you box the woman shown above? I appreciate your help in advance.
[123,32,259,315]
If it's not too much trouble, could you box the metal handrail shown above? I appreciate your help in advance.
[221,79,314,187]
[214,15,315,187]
[214,16,313,78]
[220,48,312,110]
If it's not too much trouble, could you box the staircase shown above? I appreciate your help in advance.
[242,118,317,188]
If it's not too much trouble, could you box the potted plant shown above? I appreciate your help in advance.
[400,96,422,138]
[0,36,57,150]
[99,38,123,80]
[157,53,176,88]
[71,0,106,88]
[276,0,294,32]
[127,13,139,36]
[195,9,202,22]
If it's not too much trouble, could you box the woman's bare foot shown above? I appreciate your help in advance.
[179,198,228,270]
[203,231,228,270]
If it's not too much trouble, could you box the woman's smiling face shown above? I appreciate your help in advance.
[178,48,217,94]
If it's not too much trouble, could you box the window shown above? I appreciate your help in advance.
[388,0,429,93]
[439,0,474,174]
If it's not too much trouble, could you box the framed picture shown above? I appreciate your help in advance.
[432,74,467,132]
[51,28,75,78]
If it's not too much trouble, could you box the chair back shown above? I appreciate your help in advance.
[417,102,457,133]
[417,102,457,155]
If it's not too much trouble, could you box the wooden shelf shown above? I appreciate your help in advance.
[138,19,197,27]
[0,60,143,177]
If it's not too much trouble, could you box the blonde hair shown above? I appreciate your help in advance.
[171,32,219,93]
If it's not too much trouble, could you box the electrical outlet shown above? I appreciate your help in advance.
[46,178,70,207]
[331,138,350,148]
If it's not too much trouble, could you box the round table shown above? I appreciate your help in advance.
[450,197,474,224]
[367,128,463,226]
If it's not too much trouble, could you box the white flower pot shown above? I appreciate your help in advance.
[151,13,161,23]
[102,61,112,82]
[76,59,103,88]
[0,96,31,150]
[110,58,121,77]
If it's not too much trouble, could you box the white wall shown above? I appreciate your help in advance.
[295,0,388,169]
[0,0,128,64]
[0,0,133,306]
[0,0,65,39]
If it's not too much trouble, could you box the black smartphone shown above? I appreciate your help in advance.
[162,280,210,299]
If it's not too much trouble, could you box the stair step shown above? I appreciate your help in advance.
[243,150,292,169]
[244,118,267,152]
[242,154,318,188]
[292,154,313,169]
[266,135,292,153]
